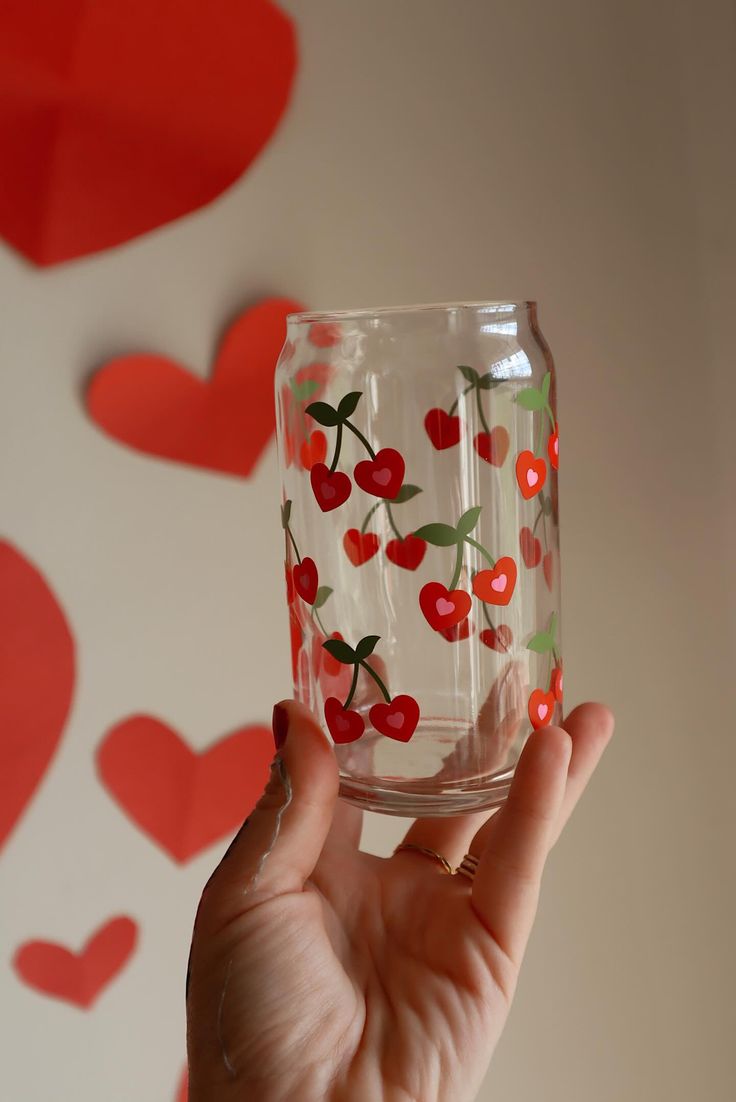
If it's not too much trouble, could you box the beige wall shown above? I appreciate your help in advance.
[1,1,734,1099]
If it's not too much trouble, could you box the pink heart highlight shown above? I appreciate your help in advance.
[537,704,548,720]
[373,468,392,486]
[321,483,336,499]
[527,469,539,487]
[387,714,404,730]
[436,597,455,616]
[491,574,507,592]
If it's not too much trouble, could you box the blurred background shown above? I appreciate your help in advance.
[1,1,734,1099]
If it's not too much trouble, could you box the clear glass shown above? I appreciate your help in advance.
[274,301,562,816]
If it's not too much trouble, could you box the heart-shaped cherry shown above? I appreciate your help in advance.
[549,666,563,703]
[299,430,327,471]
[324,698,365,744]
[369,694,420,742]
[543,550,554,591]
[439,618,474,641]
[479,624,513,652]
[472,556,518,606]
[343,529,380,566]
[419,582,472,630]
[548,425,559,470]
[528,688,556,729]
[473,426,510,467]
[515,451,547,500]
[424,409,462,450]
[292,557,318,604]
[385,534,426,571]
[519,526,542,568]
[310,463,352,512]
[353,448,405,500]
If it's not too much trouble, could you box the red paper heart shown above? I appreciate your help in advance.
[528,689,556,729]
[473,427,510,467]
[369,695,420,742]
[96,717,274,862]
[13,916,137,1009]
[292,557,318,604]
[479,625,513,652]
[519,526,542,568]
[353,449,405,500]
[385,534,426,571]
[343,529,380,566]
[0,0,297,265]
[472,556,518,606]
[515,451,547,500]
[87,299,302,477]
[324,698,365,744]
[419,582,472,630]
[0,541,75,854]
[424,408,462,450]
[310,464,352,511]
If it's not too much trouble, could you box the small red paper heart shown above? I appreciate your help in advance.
[369,695,420,742]
[515,451,547,500]
[548,425,559,470]
[310,464,352,512]
[424,408,462,450]
[292,557,318,604]
[519,526,542,568]
[419,582,472,630]
[13,916,138,1009]
[0,541,75,854]
[343,529,380,566]
[549,666,564,703]
[299,431,327,471]
[0,0,297,266]
[385,534,426,571]
[479,625,513,652]
[543,550,555,591]
[96,717,274,862]
[88,299,302,478]
[439,618,474,642]
[472,557,518,606]
[528,688,556,729]
[354,449,405,500]
[324,698,365,744]
[473,427,510,467]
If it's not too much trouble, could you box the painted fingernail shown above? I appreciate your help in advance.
[272,703,289,751]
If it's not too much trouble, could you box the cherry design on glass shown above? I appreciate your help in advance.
[280,364,331,471]
[548,423,559,470]
[439,617,475,642]
[292,558,318,605]
[515,451,547,500]
[543,549,555,591]
[528,688,556,729]
[310,464,352,512]
[419,582,473,630]
[549,664,563,703]
[526,612,562,727]
[386,533,426,571]
[424,408,462,450]
[343,529,380,566]
[472,556,517,606]
[346,483,426,571]
[424,366,509,466]
[474,589,513,651]
[354,449,405,499]
[299,429,327,471]
[513,370,556,499]
[520,526,542,568]
[322,635,420,743]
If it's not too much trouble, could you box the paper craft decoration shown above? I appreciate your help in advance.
[0,541,75,854]
[96,716,274,863]
[13,916,138,1009]
[87,298,303,477]
[0,0,297,266]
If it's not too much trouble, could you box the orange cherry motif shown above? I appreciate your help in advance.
[472,556,518,606]
[515,451,547,500]
[548,424,559,471]
[528,688,556,729]
[549,666,563,703]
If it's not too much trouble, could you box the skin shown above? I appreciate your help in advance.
[186,697,614,1102]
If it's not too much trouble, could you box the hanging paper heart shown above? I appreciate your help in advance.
[96,717,274,862]
[87,298,302,477]
[0,541,75,854]
[0,0,297,265]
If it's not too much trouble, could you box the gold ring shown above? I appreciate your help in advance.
[393,842,454,875]
[456,853,480,882]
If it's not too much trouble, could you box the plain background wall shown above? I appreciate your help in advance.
[1,1,734,1099]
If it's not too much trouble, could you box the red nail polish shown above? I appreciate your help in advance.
[272,703,289,751]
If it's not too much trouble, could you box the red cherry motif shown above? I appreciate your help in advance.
[472,556,517,606]
[528,688,555,729]
[549,666,563,703]
[424,409,462,450]
[479,625,513,652]
[548,425,559,471]
[324,698,365,744]
[310,463,352,512]
[369,695,420,742]
[299,430,327,471]
[321,632,346,678]
[419,582,472,630]
[519,526,542,568]
[515,451,547,500]
[353,448,405,500]
[473,426,510,467]
[309,322,341,348]
[439,618,474,642]
[285,563,295,604]
[292,558,318,604]
[385,534,426,571]
[343,529,380,566]
[543,550,554,591]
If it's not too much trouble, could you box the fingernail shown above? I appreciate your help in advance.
[272,703,289,751]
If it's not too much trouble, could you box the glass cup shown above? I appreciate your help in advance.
[274,301,562,816]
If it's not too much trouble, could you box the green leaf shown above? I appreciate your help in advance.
[457,505,482,536]
[290,377,320,402]
[322,638,357,664]
[337,391,362,420]
[306,401,341,427]
[411,522,460,547]
[458,365,479,384]
[355,634,380,661]
[514,388,545,411]
[477,372,502,390]
[548,611,558,638]
[391,483,422,504]
[313,586,333,609]
[541,371,551,400]
[280,500,292,528]
[527,631,554,653]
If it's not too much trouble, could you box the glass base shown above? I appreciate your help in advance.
[338,769,514,817]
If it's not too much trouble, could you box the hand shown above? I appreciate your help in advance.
[186,697,614,1102]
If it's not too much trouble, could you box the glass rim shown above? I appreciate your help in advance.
[287,299,536,324]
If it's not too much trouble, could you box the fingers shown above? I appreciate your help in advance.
[549,702,614,845]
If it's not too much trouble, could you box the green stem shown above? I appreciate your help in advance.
[448,541,464,591]
[311,606,329,636]
[385,502,403,540]
[328,422,343,474]
[480,600,495,630]
[532,504,544,535]
[463,535,496,568]
[344,420,376,459]
[535,415,544,458]
[360,500,383,534]
[285,526,302,565]
[475,384,491,436]
[544,402,556,432]
[552,647,561,666]
[448,382,475,417]
[343,663,361,710]
[546,649,553,686]
[360,659,391,703]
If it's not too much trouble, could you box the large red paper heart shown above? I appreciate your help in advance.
[87,298,302,477]
[0,0,297,266]
[0,541,75,854]
[96,717,274,862]
[13,916,137,1009]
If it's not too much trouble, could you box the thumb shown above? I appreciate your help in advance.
[200,700,339,922]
